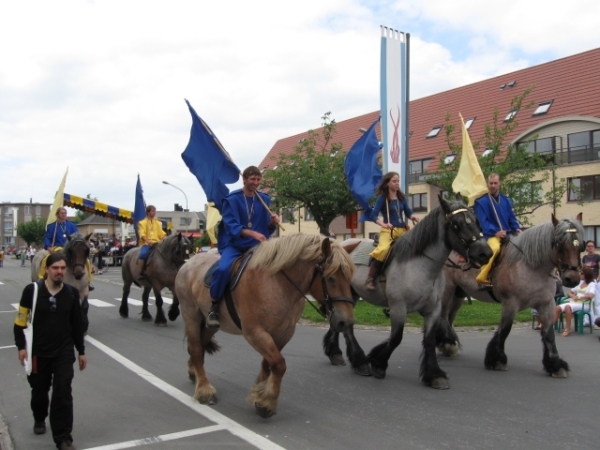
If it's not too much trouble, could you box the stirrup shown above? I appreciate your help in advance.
[206,305,220,329]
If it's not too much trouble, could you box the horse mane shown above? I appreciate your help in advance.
[247,233,355,279]
[390,199,465,261]
[504,218,584,267]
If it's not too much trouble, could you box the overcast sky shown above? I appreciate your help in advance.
[2,0,599,214]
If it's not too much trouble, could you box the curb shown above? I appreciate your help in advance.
[0,412,14,450]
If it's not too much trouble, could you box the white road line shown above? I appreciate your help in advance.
[0,345,16,350]
[114,298,143,306]
[85,336,285,450]
[0,311,17,314]
[11,303,19,310]
[0,281,4,284]
[83,425,226,450]
[87,299,115,308]
[149,296,172,304]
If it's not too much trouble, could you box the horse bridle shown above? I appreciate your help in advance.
[152,236,191,270]
[445,208,484,264]
[65,236,90,272]
[551,222,582,274]
[282,255,355,320]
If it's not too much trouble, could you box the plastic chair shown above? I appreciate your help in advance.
[554,297,568,332]
[573,299,593,335]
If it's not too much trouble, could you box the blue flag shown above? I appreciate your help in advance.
[133,174,146,242]
[344,117,382,222]
[181,100,240,211]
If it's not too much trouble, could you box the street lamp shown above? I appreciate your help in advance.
[162,181,190,234]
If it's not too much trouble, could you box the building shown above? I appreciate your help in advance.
[259,47,600,243]
[76,215,135,241]
[0,201,52,250]
[155,209,206,239]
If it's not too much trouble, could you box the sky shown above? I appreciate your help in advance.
[2,0,599,214]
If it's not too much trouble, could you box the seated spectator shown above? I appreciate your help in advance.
[582,240,600,281]
[553,266,596,336]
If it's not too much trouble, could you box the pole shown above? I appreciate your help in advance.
[162,181,190,234]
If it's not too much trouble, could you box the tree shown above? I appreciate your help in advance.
[17,218,46,247]
[426,87,575,225]
[262,112,358,235]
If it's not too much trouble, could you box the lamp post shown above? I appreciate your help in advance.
[162,181,190,234]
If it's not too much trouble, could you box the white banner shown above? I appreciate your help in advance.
[380,27,409,193]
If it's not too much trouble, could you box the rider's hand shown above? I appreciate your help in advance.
[495,230,507,238]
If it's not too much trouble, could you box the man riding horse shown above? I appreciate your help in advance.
[473,173,522,285]
[39,207,94,290]
[206,165,280,328]
[136,205,166,280]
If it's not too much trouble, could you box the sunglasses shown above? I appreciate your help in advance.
[49,296,57,313]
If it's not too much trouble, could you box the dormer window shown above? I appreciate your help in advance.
[533,101,553,116]
[504,109,518,122]
[426,126,442,138]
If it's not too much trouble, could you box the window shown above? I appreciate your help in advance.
[35,205,41,215]
[24,206,31,215]
[408,158,432,184]
[409,193,428,213]
[481,148,494,157]
[281,208,295,223]
[504,109,518,122]
[304,207,315,221]
[4,208,12,217]
[515,182,543,205]
[443,154,457,165]
[179,217,191,226]
[4,222,13,233]
[426,126,442,138]
[533,101,553,116]
[583,226,600,245]
[464,117,475,130]
[566,129,600,163]
[568,175,600,201]
[160,217,172,223]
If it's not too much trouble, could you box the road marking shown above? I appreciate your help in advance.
[11,303,19,310]
[83,425,227,450]
[0,345,16,350]
[87,299,115,308]
[0,281,4,285]
[149,296,172,304]
[115,298,143,306]
[85,336,285,450]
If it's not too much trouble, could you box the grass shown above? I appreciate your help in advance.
[302,298,533,328]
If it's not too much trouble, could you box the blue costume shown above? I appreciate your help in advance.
[369,196,414,227]
[210,189,276,301]
[473,193,520,239]
[44,221,79,250]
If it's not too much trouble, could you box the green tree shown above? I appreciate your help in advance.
[426,86,573,225]
[192,233,212,249]
[17,218,46,247]
[262,112,358,235]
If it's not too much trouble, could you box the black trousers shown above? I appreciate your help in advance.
[27,348,75,445]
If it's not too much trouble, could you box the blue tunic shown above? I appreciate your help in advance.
[473,193,520,239]
[44,221,79,249]
[370,196,414,227]
[211,189,276,301]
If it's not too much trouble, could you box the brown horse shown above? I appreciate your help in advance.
[120,233,191,326]
[32,232,93,332]
[175,233,356,418]
[437,215,584,378]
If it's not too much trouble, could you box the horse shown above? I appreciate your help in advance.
[174,233,356,418]
[437,215,584,378]
[120,233,191,326]
[32,232,93,333]
[322,195,493,389]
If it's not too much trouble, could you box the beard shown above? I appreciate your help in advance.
[48,276,63,288]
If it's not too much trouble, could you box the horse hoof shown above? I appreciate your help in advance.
[437,346,458,358]
[142,316,153,322]
[495,363,508,371]
[329,354,346,366]
[199,395,217,405]
[168,312,179,322]
[155,322,167,327]
[254,403,275,419]
[430,378,450,390]
[353,364,372,376]
[370,367,386,379]
[119,313,128,319]
[551,368,568,378]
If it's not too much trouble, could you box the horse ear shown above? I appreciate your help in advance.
[66,233,72,241]
[551,214,559,227]
[455,192,464,203]
[177,232,182,241]
[321,236,332,258]
[576,212,582,222]
[85,233,93,241]
[438,193,451,215]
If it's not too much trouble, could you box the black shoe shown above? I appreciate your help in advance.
[58,441,76,450]
[206,304,220,329]
[88,284,95,291]
[33,421,46,435]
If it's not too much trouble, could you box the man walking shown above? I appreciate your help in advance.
[14,252,87,450]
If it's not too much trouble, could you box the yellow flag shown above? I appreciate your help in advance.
[46,167,69,227]
[206,202,221,245]
[451,114,488,206]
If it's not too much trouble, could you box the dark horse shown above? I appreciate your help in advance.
[437,215,584,378]
[120,233,191,326]
[323,195,492,389]
[175,233,356,418]
[32,232,93,333]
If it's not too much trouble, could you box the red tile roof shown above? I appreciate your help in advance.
[260,47,600,172]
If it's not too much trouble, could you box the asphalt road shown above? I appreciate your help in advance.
[1,256,599,450]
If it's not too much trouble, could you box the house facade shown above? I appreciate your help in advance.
[259,47,600,243]
[0,202,52,250]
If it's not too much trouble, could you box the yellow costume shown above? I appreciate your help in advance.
[137,218,166,245]
[370,227,407,262]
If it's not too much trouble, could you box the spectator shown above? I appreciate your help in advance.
[0,246,4,268]
[582,240,600,281]
[553,266,596,336]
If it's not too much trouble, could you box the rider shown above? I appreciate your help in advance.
[40,207,95,291]
[206,165,280,328]
[473,173,521,285]
[365,172,419,291]
[136,205,166,280]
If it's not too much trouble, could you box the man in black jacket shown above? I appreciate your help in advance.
[14,252,87,450]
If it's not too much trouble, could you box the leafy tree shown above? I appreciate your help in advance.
[426,86,574,225]
[17,218,46,247]
[192,233,212,249]
[262,112,358,235]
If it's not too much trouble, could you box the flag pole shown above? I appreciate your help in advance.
[205,122,285,231]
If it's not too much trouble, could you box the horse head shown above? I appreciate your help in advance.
[64,232,92,280]
[439,194,492,268]
[308,237,356,333]
[551,213,584,288]
[167,233,192,268]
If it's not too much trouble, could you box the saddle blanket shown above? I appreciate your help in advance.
[351,240,376,267]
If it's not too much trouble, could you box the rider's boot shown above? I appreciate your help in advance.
[206,302,220,329]
[137,258,146,280]
[365,260,382,291]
